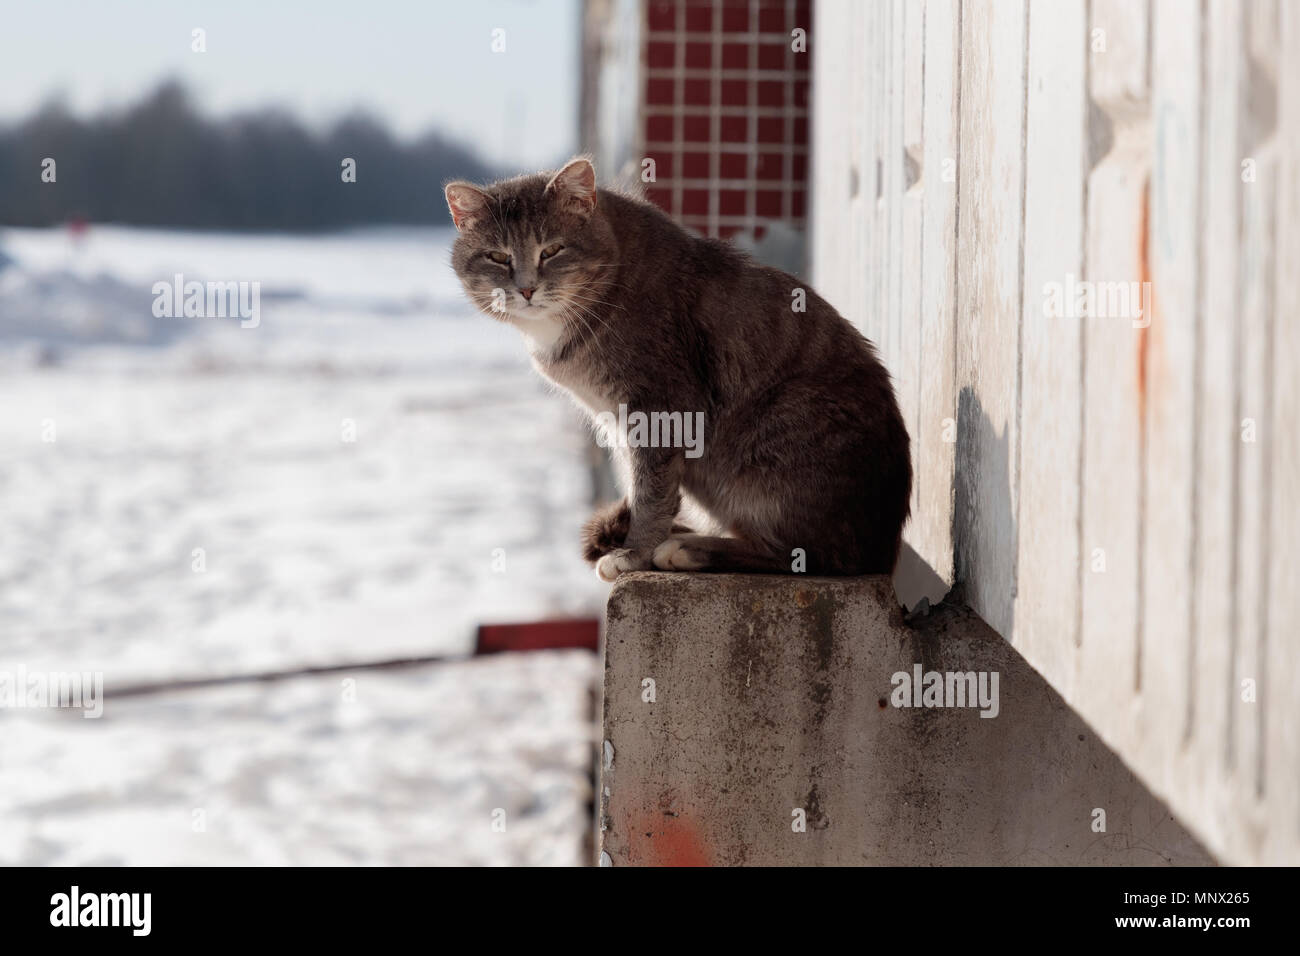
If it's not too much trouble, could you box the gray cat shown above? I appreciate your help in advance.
[446,158,911,580]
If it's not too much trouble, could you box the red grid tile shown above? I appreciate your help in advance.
[640,0,812,238]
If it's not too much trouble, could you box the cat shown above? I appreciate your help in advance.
[446,157,911,580]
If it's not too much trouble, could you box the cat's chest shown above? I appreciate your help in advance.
[531,352,619,418]
[515,313,566,354]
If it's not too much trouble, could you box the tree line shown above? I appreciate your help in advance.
[0,81,497,230]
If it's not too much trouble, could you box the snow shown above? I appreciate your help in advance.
[0,653,598,867]
[0,225,606,865]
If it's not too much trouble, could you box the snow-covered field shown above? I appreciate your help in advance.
[0,225,606,865]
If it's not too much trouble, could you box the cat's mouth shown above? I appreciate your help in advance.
[503,299,560,323]
[478,291,548,320]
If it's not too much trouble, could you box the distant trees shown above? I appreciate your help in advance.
[0,81,497,230]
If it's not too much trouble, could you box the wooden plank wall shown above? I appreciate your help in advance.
[810,0,1300,865]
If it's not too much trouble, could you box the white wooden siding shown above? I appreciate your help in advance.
[812,0,1300,865]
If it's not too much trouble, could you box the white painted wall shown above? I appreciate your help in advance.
[581,0,643,180]
[812,0,1300,866]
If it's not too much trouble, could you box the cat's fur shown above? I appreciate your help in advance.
[446,158,911,580]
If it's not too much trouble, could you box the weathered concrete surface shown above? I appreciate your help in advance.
[599,572,1213,866]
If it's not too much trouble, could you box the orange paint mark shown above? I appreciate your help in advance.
[625,793,712,866]
[1136,176,1153,442]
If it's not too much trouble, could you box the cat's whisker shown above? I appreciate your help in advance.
[558,303,618,369]
[563,289,627,315]
[558,297,621,351]
[564,294,635,357]
[559,296,634,355]
[574,272,636,294]
[564,282,632,312]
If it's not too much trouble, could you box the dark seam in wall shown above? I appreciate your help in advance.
[950,0,964,580]
[1256,0,1280,800]
[915,1,927,534]
[1257,199,1275,798]
[1013,0,1030,610]
[1186,0,1208,745]
[1225,1,1245,773]
[1145,0,1155,93]
[1078,0,1092,651]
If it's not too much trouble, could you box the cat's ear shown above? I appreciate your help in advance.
[445,182,491,232]
[545,158,597,217]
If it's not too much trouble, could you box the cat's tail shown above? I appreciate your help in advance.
[581,499,697,564]
[581,499,631,563]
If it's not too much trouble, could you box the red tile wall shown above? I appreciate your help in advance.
[641,0,812,240]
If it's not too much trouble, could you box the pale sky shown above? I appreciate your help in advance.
[0,0,580,171]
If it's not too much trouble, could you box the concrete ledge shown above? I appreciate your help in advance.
[598,572,1213,866]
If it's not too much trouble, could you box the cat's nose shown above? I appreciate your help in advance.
[518,287,535,302]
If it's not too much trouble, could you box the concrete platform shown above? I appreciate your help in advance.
[598,572,1213,866]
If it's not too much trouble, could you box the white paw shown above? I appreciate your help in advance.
[652,537,706,571]
[596,549,648,582]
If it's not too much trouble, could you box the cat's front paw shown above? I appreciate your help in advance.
[595,547,653,582]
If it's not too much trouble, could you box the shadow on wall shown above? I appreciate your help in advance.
[894,386,1016,627]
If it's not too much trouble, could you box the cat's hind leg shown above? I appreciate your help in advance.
[651,534,788,573]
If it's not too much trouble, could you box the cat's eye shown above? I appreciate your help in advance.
[539,242,564,261]
[486,251,510,265]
